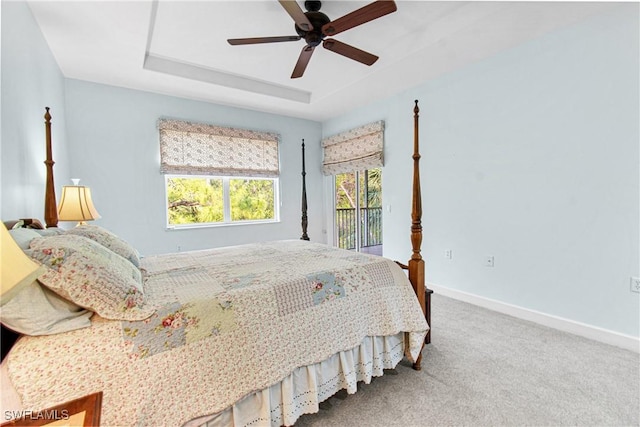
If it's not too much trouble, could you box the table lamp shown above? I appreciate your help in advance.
[57,179,101,226]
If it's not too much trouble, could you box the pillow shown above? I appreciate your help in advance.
[8,228,41,250]
[65,224,141,267]
[30,234,142,284]
[0,280,92,336]
[27,235,153,321]
[34,227,65,237]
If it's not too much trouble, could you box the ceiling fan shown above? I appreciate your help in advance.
[227,0,397,79]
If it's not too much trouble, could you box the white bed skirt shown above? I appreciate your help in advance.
[185,333,406,427]
[1,333,406,427]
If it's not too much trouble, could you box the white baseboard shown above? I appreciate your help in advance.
[427,283,640,353]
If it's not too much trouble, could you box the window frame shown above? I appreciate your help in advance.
[164,174,280,230]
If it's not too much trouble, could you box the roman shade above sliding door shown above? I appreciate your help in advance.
[158,119,280,177]
[322,120,384,175]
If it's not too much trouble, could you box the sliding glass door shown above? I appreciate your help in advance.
[334,168,382,254]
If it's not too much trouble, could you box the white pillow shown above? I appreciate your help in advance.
[8,228,41,250]
[0,280,93,336]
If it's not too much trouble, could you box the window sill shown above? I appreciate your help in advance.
[166,219,279,231]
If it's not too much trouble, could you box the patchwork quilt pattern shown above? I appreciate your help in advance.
[7,240,428,427]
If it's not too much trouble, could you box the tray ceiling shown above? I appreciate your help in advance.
[28,1,616,121]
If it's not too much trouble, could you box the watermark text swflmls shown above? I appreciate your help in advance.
[4,409,70,421]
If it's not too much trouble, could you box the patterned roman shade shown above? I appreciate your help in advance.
[322,120,384,175]
[158,119,280,177]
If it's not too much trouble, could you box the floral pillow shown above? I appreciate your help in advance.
[65,224,141,267]
[30,234,142,284]
[27,235,153,321]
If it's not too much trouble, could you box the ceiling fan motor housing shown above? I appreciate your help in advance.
[295,10,330,46]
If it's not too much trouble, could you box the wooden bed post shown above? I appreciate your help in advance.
[300,139,310,241]
[43,107,58,228]
[409,100,426,371]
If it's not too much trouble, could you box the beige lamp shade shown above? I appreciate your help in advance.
[1,224,46,305]
[57,185,101,224]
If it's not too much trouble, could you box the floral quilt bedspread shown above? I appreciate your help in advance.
[7,240,428,426]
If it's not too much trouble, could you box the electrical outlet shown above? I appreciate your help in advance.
[631,277,640,293]
[445,249,452,259]
[484,256,494,267]
[177,245,182,252]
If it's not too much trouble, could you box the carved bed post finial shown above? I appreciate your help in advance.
[300,139,310,241]
[408,100,426,370]
[43,107,58,228]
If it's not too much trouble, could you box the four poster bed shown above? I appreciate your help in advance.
[0,103,429,426]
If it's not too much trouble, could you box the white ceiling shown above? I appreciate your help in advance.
[28,0,617,122]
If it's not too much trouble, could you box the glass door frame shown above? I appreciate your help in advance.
[333,169,381,252]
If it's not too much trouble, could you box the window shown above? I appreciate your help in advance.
[166,175,278,226]
[159,119,280,228]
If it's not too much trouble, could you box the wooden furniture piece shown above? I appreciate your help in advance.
[393,100,432,369]
[300,139,310,241]
[3,219,45,231]
[43,108,58,228]
[1,101,430,424]
[0,392,102,427]
[408,100,426,368]
[426,288,434,344]
[35,108,429,348]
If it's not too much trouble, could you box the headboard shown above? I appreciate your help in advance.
[3,218,45,230]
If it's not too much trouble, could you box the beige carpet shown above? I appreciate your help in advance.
[295,294,640,426]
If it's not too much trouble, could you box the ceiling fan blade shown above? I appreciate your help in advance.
[322,39,378,66]
[291,45,315,79]
[278,0,313,32]
[227,35,301,45]
[322,1,397,36]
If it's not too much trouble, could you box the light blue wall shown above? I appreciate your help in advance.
[63,80,323,255]
[2,1,637,338]
[0,0,323,257]
[1,1,70,220]
[323,4,640,337]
